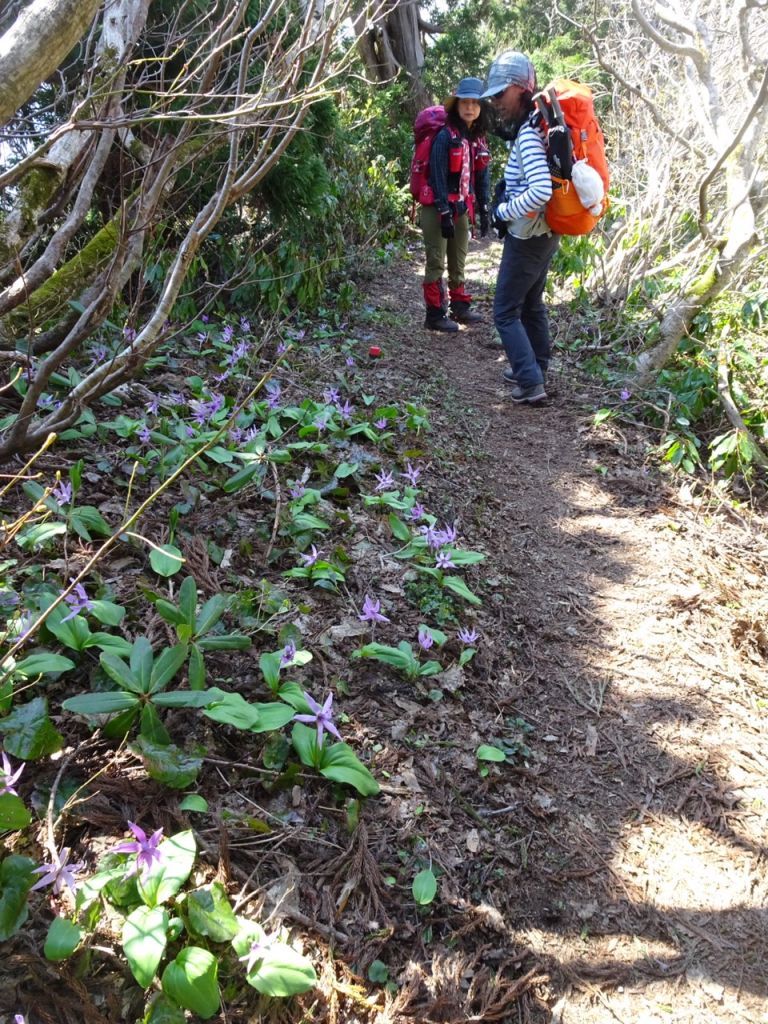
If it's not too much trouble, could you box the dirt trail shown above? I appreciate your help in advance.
[359,237,768,1023]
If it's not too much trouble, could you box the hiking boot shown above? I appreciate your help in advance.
[450,301,483,325]
[505,366,548,385]
[509,382,547,404]
[424,311,459,333]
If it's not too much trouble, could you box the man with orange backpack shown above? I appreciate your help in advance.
[484,52,609,403]
[483,51,557,403]
[412,78,492,332]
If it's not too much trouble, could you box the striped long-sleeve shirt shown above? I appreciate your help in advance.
[495,117,552,223]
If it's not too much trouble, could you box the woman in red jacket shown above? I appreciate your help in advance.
[421,78,491,333]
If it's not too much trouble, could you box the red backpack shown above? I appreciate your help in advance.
[534,79,610,235]
[409,106,490,208]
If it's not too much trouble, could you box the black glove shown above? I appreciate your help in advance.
[440,211,454,239]
[479,206,490,238]
[491,204,508,240]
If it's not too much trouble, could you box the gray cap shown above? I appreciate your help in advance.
[482,50,536,98]
[453,77,485,100]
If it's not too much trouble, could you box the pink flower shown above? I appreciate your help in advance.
[294,692,342,748]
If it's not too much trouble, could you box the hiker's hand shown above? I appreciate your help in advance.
[479,206,490,238]
[440,212,455,239]
[492,205,507,239]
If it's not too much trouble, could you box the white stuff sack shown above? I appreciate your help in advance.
[571,159,604,215]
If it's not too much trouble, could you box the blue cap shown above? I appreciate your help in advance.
[453,77,485,100]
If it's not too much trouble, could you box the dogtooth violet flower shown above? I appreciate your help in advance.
[323,387,340,405]
[300,545,321,567]
[62,581,94,622]
[222,324,234,343]
[374,417,389,430]
[457,627,479,645]
[620,388,631,402]
[402,462,421,486]
[239,931,276,974]
[435,550,456,570]
[293,692,342,748]
[138,425,152,445]
[418,627,434,651]
[280,641,297,667]
[145,396,160,416]
[0,752,24,796]
[374,470,395,492]
[31,847,85,897]
[113,821,164,877]
[52,479,72,506]
[359,594,390,624]
[409,504,426,521]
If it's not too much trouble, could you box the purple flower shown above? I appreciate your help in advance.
[196,331,207,342]
[201,314,209,323]
[222,324,235,343]
[229,426,244,444]
[208,392,225,415]
[213,369,230,384]
[123,326,136,343]
[435,550,456,570]
[145,396,160,416]
[345,356,356,368]
[417,627,434,651]
[359,594,390,624]
[336,399,355,422]
[245,425,261,443]
[38,393,54,408]
[113,821,164,877]
[288,328,305,341]
[374,470,395,492]
[239,931,275,974]
[409,504,425,521]
[289,481,306,500]
[15,1015,26,1024]
[91,345,108,363]
[31,847,85,897]
[457,626,479,645]
[421,525,443,550]
[280,641,297,667]
[323,387,340,405]
[185,425,196,438]
[165,391,185,406]
[0,752,24,797]
[0,589,19,610]
[276,340,288,356]
[300,545,321,567]
[374,418,389,430]
[402,462,421,487]
[294,691,342,748]
[265,381,281,410]
[313,413,330,432]
[52,479,72,506]
[620,388,631,402]
[62,581,94,622]
[438,522,458,545]
[240,318,251,333]
[138,425,152,445]
[190,399,211,426]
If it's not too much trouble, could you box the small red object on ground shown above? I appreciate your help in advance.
[368,346,382,358]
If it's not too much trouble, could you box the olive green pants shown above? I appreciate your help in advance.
[420,205,470,287]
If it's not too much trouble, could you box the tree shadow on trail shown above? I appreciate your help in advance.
[351,248,768,1022]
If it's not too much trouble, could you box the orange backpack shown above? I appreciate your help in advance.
[534,79,610,236]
